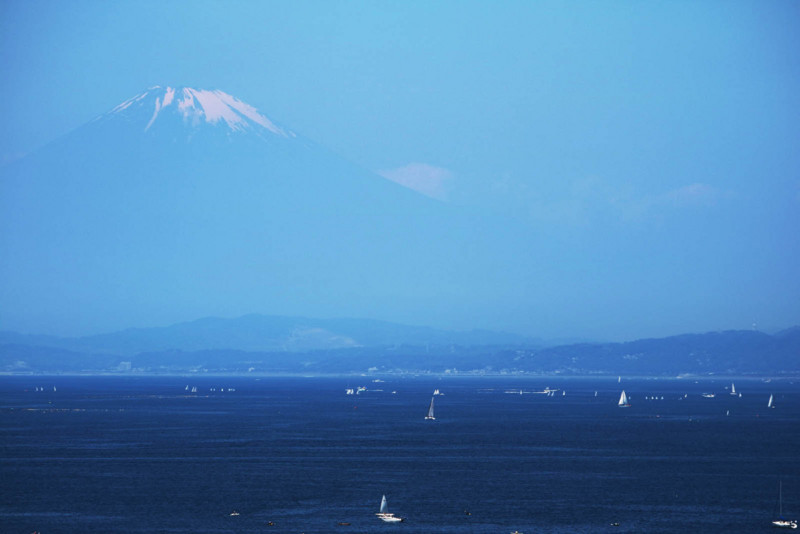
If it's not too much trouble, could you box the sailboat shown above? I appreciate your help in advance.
[376,495,404,523]
[768,394,775,409]
[730,382,737,396]
[618,390,630,407]
[425,397,435,420]
[772,481,798,529]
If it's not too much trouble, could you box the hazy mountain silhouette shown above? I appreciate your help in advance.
[0,86,509,334]
[0,314,532,356]
[0,319,797,375]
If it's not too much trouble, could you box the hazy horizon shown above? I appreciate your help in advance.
[1,2,798,342]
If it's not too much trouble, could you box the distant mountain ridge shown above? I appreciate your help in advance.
[0,314,533,356]
[0,317,798,375]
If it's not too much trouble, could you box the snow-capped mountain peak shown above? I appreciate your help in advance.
[105,86,291,137]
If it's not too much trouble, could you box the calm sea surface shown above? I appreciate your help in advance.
[1,376,799,533]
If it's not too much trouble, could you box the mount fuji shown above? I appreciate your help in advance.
[0,86,511,336]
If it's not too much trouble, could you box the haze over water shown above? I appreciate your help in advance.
[2,4,799,531]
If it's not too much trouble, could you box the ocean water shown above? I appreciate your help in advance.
[1,375,799,533]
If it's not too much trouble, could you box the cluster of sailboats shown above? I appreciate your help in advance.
[616,382,779,409]
[345,381,781,418]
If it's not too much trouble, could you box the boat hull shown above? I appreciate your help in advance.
[377,513,404,523]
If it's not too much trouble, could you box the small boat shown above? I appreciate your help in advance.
[769,394,775,409]
[433,388,441,396]
[730,382,737,396]
[425,397,435,420]
[701,393,715,398]
[345,388,354,395]
[772,481,798,529]
[229,511,240,516]
[376,495,404,522]
[618,390,630,408]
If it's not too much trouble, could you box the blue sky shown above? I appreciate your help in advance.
[1,0,799,340]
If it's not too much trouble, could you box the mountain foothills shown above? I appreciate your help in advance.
[0,316,798,376]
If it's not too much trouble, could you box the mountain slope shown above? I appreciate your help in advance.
[0,86,495,334]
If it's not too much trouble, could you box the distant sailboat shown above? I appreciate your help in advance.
[730,382,737,396]
[376,495,404,523]
[425,397,435,420]
[772,481,798,529]
[618,390,630,408]
[768,394,775,409]
[433,388,442,396]
[618,376,621,383]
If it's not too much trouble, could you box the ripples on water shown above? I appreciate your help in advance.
[1,376,798,533]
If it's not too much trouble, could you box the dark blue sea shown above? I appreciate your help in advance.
[1,376,799,533]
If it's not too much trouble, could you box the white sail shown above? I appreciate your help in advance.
[730,382,736,395]
[425,397,435,420]
[768,394,774,408]
[380,495,388,514]
[618,390,630,407]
